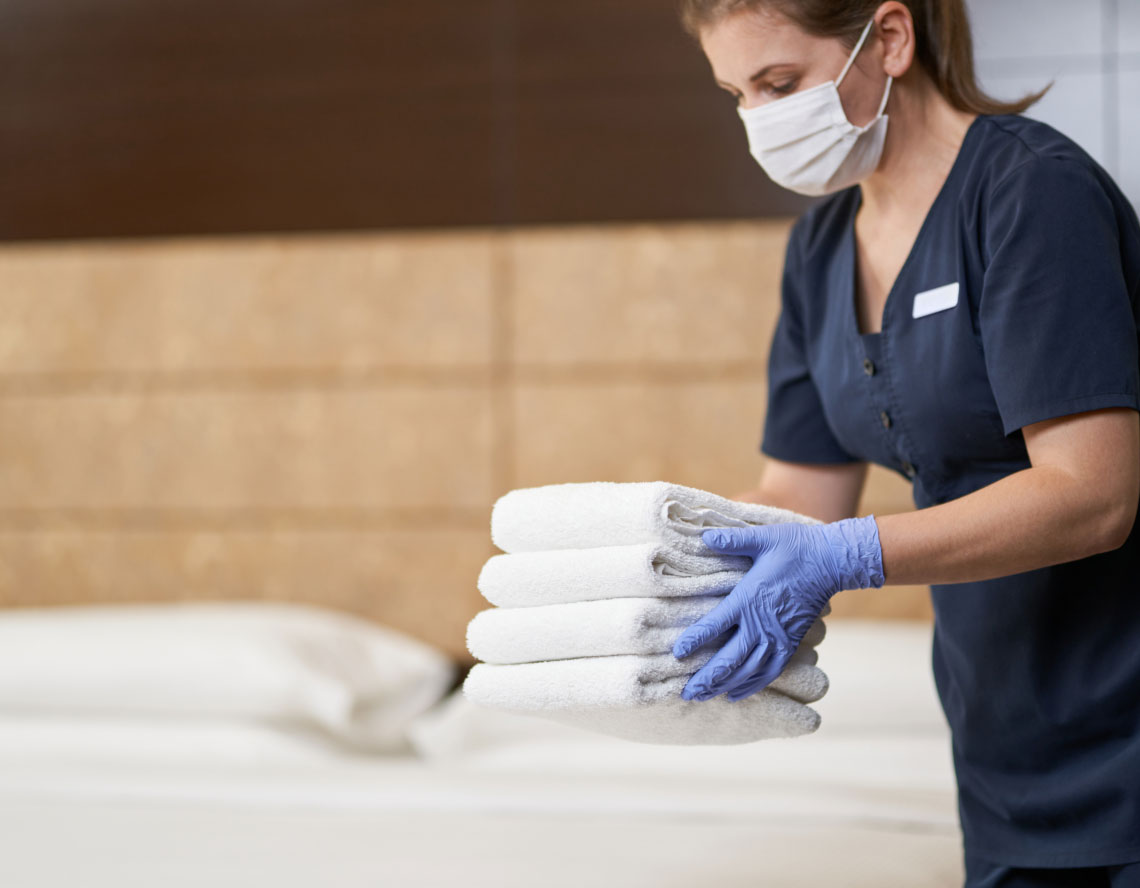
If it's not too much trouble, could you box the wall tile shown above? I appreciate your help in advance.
[1119,0,1140,55]
[513,379,769,496]
[0,388,495,510]
[967,0,1102,62]
[1119,70,1140,211]
[0,231,498,375]
[509,220,790,366]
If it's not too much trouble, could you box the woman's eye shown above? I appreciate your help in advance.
[768,81,797,97]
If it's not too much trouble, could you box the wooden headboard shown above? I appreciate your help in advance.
[0,220,930,663]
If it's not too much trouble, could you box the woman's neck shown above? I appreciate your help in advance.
[858,70,978,219]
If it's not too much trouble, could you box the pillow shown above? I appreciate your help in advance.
[0,601,457,753]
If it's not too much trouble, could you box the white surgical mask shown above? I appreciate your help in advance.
[737,17,893,196]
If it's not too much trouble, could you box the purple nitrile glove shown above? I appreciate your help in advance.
[672,516,884,702]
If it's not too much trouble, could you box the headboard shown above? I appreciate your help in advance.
[0,220,930,663]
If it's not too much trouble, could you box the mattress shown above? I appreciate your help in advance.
[0,619,963,887]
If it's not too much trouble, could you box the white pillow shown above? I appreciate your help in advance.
[0,601,457,753]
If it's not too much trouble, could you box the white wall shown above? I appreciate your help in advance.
[966,0,1140,211]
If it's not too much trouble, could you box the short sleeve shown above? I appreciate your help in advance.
[980,156,1140,436]
[760,227,861,464]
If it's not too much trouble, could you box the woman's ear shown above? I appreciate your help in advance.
[875,1,917,78]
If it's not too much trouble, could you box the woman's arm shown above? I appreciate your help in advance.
[876,407,1140,585]
[732,458,868,524]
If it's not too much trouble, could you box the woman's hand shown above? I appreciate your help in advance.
[672,516,885,702]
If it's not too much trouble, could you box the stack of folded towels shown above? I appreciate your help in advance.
[463,480,832,745]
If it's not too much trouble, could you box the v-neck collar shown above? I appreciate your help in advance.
[844,114,982,341]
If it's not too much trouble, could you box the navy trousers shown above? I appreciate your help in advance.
[966,850,1140,887]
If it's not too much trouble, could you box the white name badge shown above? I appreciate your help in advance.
[912,282,960,319]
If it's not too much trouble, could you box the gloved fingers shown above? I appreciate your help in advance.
[672,595,740,660]
[724,675,764,702]
[681,621,764,701]
[700,525,775,556]
[725,669,777,702]
[708,631,783,700]
[723,616,798,701]
[723,655,788,701]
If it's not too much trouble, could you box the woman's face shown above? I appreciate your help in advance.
[700,7,888,128]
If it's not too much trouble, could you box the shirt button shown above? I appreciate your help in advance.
[901,460,916,479]
[880,410,892,429]
[862,358,875,376]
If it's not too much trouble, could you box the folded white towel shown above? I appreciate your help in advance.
[467,595,828,665]
[527,693,818,745]
[462,649,827,745]
[490,480,820,555]
[477,542,752,607]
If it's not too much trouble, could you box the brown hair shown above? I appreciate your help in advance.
[676,0,1049,115]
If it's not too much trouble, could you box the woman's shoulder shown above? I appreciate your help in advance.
[974,113,1089,161]
[968,114,1127,207]
[967,114,1140,249]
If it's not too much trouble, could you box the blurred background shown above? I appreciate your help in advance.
[0,0,1136,665]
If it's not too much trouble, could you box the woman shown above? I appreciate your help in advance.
[667,0,1140,883]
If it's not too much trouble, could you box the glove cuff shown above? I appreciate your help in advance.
[825,515,885,592]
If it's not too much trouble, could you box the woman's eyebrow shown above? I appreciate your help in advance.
[715,63,792,90]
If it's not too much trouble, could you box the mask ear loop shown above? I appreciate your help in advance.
[835,17,878,88]
[875,74,894,117]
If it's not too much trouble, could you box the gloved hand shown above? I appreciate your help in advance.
[672,516,884,702]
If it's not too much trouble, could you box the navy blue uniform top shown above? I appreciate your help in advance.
[760,114,1140,867]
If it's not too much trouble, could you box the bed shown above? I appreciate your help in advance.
[0,608,963,888]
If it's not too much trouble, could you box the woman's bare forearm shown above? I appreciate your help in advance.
[875,464,1134,586]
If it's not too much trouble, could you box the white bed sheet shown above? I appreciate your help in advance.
[0,750,961,888]
[0,619,964,888]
